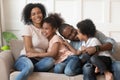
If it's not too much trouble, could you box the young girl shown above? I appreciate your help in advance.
[76,19,113,80]
[41,13,82,76]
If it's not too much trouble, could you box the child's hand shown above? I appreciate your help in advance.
[85,46,96,55]
[81,46,86,50]
[81,46,86,53]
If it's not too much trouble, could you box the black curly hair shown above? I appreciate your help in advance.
[21,3,46,25]
[42,13,64,29]
[77,19,96,37]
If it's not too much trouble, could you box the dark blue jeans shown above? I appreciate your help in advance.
[80,53,112,73]
[83,62,96,80]
[112,61,120,80]
[83,61,120,80]
[90,55,112,74]
[54,55,82,76]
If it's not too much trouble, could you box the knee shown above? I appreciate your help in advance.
[54,63,65,73]
[64,59,81,76]
[83,63,94,74]
[64,67,74,76]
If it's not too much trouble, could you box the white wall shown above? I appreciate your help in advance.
[1,0,120,42]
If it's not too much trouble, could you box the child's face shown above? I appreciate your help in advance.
[77,29,86,41]
[42,22,56,39]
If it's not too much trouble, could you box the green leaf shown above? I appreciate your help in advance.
[2,32,18,44]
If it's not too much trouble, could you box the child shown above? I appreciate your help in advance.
[76,19,113,80]
[41,13,82,76]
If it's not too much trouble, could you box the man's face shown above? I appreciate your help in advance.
[62,26,78,41]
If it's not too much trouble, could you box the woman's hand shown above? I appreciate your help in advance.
[26,52,36,58]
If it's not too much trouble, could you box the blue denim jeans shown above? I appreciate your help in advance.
[83,61,120,80]
[90,55,112,74]
[54,55,82,76]
[14,56,54,80]
[112,61,120,80]
[79,53,91,64]
[83,62,96,80]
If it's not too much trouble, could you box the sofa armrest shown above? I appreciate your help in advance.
[0,50,15,80]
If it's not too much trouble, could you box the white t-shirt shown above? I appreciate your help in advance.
[20,24,49,55]
[79,37,114,59]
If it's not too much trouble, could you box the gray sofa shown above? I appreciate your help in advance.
[0,40,120,80]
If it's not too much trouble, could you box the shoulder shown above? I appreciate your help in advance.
[88,37,101,45]
[50,35,63,43]
[25,24,34,29]
[90,37,99,42]
[53,35,63,40]
[21,24,34,36]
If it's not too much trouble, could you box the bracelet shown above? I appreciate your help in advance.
[95,45,100,53]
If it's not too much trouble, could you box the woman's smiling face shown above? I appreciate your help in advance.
[30,7,43,25]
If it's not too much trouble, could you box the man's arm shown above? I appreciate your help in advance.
[85,42,112,55]
[86,30,117,55]
[95,30,117,54]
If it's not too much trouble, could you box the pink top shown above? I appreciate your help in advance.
[47,35,73,64]
[20,24,49,55]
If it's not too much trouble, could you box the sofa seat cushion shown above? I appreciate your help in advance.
[10,71,71,80]
[10,71,105,80]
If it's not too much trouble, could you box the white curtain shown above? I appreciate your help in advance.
[0,0,4,46]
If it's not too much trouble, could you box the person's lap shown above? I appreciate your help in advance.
[54,55,82,76]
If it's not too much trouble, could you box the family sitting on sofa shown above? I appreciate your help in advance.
[14,3,120,80]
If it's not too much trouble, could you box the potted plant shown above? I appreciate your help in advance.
[0,31,18,51]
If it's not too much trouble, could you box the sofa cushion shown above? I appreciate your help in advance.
[10,72,72,80]
[10,71,105,80]
[10,40,23,61]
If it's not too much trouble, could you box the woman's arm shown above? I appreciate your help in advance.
[26,42,60,58]
[24,36,40,53]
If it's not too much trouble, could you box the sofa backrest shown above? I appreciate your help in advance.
[10,40,120,61]
[10,40,24,61]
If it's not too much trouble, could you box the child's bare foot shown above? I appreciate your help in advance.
[105,71,113,80]
[95,67,99,73]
